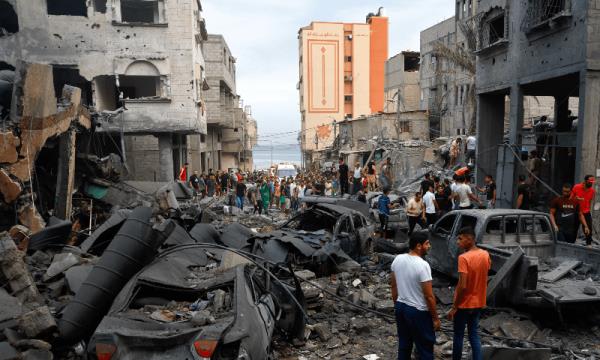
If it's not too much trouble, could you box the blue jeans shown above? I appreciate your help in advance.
[394,301,435,360]
[452,308,482,360]
[236,195,244,209]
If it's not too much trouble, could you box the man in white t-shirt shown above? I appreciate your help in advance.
[465,135,477,164]
[391,232,440,360]
[452,176,481,210]
[422,185,438,225]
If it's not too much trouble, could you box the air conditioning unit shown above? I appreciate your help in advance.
[344,75,353,82]
[347,34,353,40]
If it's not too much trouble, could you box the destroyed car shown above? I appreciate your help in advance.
[270,203,375,267]
[87,244,305,360]
[300,196,370,217]
[367,192,408,229]
[427,209,600,309]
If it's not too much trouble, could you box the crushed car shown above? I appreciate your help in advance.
[426,209,600,310]
[87,244,305,360]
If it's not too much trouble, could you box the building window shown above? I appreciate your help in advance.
[344,95,353,102]
[523,0,570,30]
[47,0,87,16]
[120,61,163,99]
[403,53,420,72]
[121,0,159,23]
[93,0,107,13]
[479,8,508,50]
[0,1,19,36]
[345,56,352,62]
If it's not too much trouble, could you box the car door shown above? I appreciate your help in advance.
[335,215,358,257]
[352,214,371,256]
[427,213,459,276]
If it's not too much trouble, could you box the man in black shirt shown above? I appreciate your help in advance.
[549,183,589,243]
[477,175,496,209]
[420,173,434,195]
[516,175,530,210]
[189,170,201,198]
[221,172,230,193]
[338,158,349,195]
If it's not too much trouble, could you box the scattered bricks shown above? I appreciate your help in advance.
[17,306,57,338]
[0,235,42,304]
[0,131,20,164]
[0,169,22,204]
[17,205,46,235]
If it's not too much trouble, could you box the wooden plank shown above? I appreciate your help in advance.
[539,260,581,283]
[487,247,524,301]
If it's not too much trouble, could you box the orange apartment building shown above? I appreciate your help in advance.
[298,8,388,167]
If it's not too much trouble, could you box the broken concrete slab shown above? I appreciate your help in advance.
[0,169,22,204]
[44,253,80,281]
[539,260,581,283]
[294,270,316,281]
[0,289,22,323]
[482,346,551,360]
[21,349,53,360]
[0,235,41,304]
[17,306,57,338]
[219,250,252,271]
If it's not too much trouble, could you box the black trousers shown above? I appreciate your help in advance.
[408,216,427,235]
[583,212,593,245]
[425,213,437,226]
[379,213,389,233]
[340,177,349,195]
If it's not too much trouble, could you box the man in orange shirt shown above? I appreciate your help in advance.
[448,226,491,360]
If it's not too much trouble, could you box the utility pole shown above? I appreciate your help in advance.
[396,89,402,138]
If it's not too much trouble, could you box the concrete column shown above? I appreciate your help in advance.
[496,84,524,208]
[54,130,77,220]
[577,70,600,233]
[158,134,174,181]
[476,92,505,184]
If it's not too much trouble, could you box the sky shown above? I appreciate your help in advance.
[203,0,455,145]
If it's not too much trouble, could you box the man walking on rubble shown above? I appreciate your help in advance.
[235,178,246,210]
[465,135,477,164]
[571,175,596,246]
[391,232,440,360]
[407,192,427,235]
[550,183,589,243]
[448,226,491,360]
[378,188,397,236]
[338,158,349,195]
[259,178,270,215]
[423,185,438,225]
[380,157,394,190]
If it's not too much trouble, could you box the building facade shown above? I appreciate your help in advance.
[475,0,600,228]
[298,8,388,167]
[203,34,256,173]
[0,0,210,181]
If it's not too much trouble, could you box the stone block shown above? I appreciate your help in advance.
[17,205,46,235]
[17,307,57,338]
[0,169,22,204]
[0,132,20,164]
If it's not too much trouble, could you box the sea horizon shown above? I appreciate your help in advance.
[252,143,301,169]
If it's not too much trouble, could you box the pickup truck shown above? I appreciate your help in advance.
[426,209,600,310]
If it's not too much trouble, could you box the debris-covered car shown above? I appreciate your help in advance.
[87,244,305,359]
[427,209,600,309]
[267,204,375,271]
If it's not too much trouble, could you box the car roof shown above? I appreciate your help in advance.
[449,209,549,219]
[313,203,363,216]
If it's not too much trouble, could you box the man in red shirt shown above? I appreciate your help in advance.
[550,183,589,244]
[448,226,491,360]
[179,162,188,182]
[571,175,596,246]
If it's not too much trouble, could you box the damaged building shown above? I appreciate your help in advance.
[0,0,209,181]
[475,0,600,222]
[204,34,257,172]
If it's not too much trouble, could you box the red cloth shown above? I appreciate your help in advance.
[179,167,187,182]
[571,183,595,214]
[455,167,469,177]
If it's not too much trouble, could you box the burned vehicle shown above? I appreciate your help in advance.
[247,204,375,273]
[300,196,370,217]
[87,244,305,359]
[367,192,409,230]
[427,209,600,310]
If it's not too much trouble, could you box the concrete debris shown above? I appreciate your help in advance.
[0,342,19,360]
[43,253,80,281]
[17,307,57,339]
